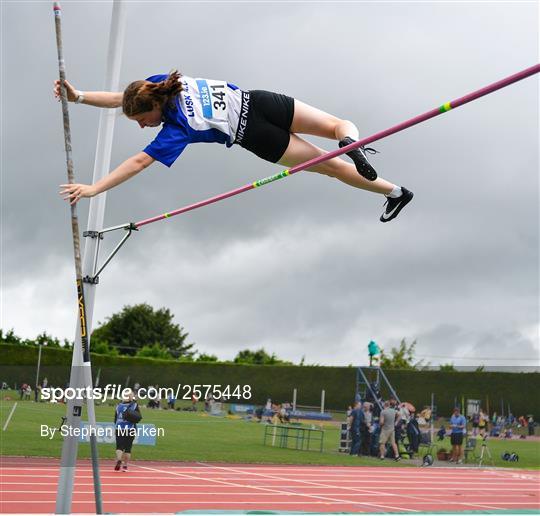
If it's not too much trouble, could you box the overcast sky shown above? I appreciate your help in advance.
[1,1,539,368]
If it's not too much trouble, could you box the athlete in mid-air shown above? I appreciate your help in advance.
[55,70,413,222]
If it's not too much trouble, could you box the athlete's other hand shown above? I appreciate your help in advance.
[54,79,78,102]
[59,183,96,205]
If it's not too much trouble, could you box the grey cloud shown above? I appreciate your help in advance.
[1,2,538,368]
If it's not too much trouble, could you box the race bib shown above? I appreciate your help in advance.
[196,79,228,121]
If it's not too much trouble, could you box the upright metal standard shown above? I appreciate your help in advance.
[54,1,126,513]
[89,63,540,281]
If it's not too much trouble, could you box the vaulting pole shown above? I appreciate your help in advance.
[131,63,539,229]
[54,1,126,513]
[53,3,102,513]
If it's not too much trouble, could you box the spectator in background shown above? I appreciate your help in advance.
[478,409,488,437]
[360,402,373,456]
[205,393,214,411]
[449,407,467,464]
[471,410,480,436]
[398,402,411,424]
[436,422,446,441]
[406,410,421,455]
[348,401,364,456]
[528,416,535,437]
[167,393,175,410]
[20,383,28,400]
[24,384,32,401]
[379,400,401,461]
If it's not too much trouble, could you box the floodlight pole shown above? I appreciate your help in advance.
[54,1,126,513]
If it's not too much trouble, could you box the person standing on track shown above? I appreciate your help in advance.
[54,71,414,223]
[114,389,141,472]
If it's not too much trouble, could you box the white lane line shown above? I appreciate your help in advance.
[134,463,411,513]
[195,462,421,513]
[2,403,18,431]
[196,462,509,512]
[3,500,539,506]
[1,481,538,492]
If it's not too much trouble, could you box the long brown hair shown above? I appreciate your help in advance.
[123,70,183,116]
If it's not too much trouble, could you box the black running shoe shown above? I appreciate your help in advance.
[114,460,122,471]
[394,456,401,462]
[380,187,414,223]
[122,464,128,472]
[338,136,378,181]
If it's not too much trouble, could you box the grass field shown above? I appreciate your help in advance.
[1,396,539,469]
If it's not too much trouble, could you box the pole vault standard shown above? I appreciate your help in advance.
[89,63,539,279]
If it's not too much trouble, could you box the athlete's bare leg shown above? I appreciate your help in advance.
[279,133,394,195]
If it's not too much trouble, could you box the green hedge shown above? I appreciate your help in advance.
[1,344,538,416]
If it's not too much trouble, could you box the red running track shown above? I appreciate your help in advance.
[1,457,539,513]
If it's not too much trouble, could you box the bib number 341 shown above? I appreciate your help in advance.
[197,79,228,121]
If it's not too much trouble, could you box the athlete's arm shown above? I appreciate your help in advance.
[54,79,123,108]
[60,152,155,204]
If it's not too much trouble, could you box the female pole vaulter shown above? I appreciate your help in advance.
[56,71,413,222]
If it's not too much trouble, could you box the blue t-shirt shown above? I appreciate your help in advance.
[350,407,364,431]
[450,414,466,434]
[143,74,243,167]
[115,401,137,429]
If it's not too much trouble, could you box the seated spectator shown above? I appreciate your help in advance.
[437,424,446,441]
[278,405,291,424]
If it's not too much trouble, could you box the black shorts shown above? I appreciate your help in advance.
[450,433,464,446]
[116,429,135,453]
[235,90,295,163]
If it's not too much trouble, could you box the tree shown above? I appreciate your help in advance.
[234,348,292,365]
[439,363,456,372]
[136,343,172,360]
[379,339,422,369]
[91,303,195,358]
[0,329,23,345]
[34,332,62,348]
[91,339,119,356]
[196,353,219,362]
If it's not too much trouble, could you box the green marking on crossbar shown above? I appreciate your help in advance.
[439,101,452,113]
[253,169,290,188]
